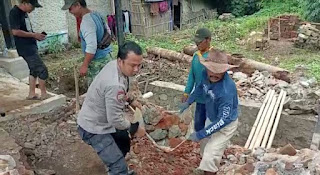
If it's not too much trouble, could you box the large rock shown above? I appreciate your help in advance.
[168,125,182,138]
[149,129,167,141]
[278,144,297,156]
[233,72,248,81]
[143,106,162,125]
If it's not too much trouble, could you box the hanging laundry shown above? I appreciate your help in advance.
[150,2,160,16]
[159,1,169,13]
[123,10,131,33]
[107,15,116,37]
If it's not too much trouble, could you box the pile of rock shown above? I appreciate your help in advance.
[218,144,320,175]
[230,70,319,115]
[141,103,192,148]
[295,23,320,49]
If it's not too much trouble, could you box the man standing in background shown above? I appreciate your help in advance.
[9,0,49,100]
[182,28,213,133]
[62,0,113,85]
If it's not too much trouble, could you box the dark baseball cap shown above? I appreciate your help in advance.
[194,28,212,44]
[61,0,79,10]
[28,0,42,8]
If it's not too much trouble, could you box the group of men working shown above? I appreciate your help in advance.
[9,0,239,174]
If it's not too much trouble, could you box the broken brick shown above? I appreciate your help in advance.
[178,123,188,135]
[237,163,254,175]
[135,127,146,138]
[169,138,183,148]
[265,168,278,175]
[155,114,180,129]
[278,144,297,156]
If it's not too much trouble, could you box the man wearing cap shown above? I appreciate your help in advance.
[180,50,239,175]
[182,28,212,133]
[62,0,113,85]
[9,0,49,100]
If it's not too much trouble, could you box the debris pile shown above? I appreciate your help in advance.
[231,70,318,115]
[295,23,320,50]
[141,103,192,148]
[245,31,269,50]
[217,144,320,175]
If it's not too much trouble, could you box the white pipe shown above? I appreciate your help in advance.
[142,92,154,99]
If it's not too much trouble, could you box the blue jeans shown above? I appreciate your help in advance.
[195,103,206,132]
[78,126,128,175]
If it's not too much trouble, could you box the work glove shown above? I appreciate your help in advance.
[129,122,139,137]
[187,132,200,142]
[179,102,190,114]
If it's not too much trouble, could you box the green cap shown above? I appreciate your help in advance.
[194,28,212,44]
[61,0,78,10]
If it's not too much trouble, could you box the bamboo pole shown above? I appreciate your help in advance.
[249,90,275,149]
[244,90,272,148]
[261,90,284,148]
[267,91,287,149]
[253,93,278,148]
[73,65,80,113]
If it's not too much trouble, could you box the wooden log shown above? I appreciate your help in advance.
[244,90,272,149]
[261,90,284,148]
[249,90,275,149]
[147,47,193,63]
[182,46,291,82]
[183,45,198,56]
[253,92,278,148]
[267,91,287,149]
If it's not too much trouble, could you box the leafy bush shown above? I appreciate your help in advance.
[303,0,320,22]
[231,0,261,17]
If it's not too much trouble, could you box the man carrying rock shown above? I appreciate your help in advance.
[77,41,143,175]
[180,50,239,175]
[9,0,49,100]
[182,28,213,133]
[62,0,113,85]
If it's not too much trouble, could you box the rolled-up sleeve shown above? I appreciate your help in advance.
[105,85,131,130]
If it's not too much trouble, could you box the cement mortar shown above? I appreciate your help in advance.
[147,85,316,149]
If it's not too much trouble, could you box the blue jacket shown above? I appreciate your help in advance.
[184,51,209,104]
[80,12,112,60]
[187,71,239,140]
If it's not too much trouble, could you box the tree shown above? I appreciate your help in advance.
[304,0,320,22]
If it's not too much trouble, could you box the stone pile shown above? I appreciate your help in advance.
[218,144,320,175]
[141,103,192,148]
[295,23,320,50]
[230,70,319,115]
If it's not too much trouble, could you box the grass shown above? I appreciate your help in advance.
[125,0,320,80]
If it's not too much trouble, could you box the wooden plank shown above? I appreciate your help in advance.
[261,90,284,148]
[245,90,272,148]
[249,90,275,149]
[267,91,287,149]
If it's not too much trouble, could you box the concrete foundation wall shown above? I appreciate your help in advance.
[146,83,316,149]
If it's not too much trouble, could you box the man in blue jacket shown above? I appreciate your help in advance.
[182,28,212,132]
[180,50,239,175]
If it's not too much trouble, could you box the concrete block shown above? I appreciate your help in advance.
[0,57,29,80]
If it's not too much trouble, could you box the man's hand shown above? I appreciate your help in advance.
[79,64,89,76]
[181,93,189,103]
[179,102,190,114]
[130,100,142,110]
[33,33,46,41]
[188,132,200,142]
